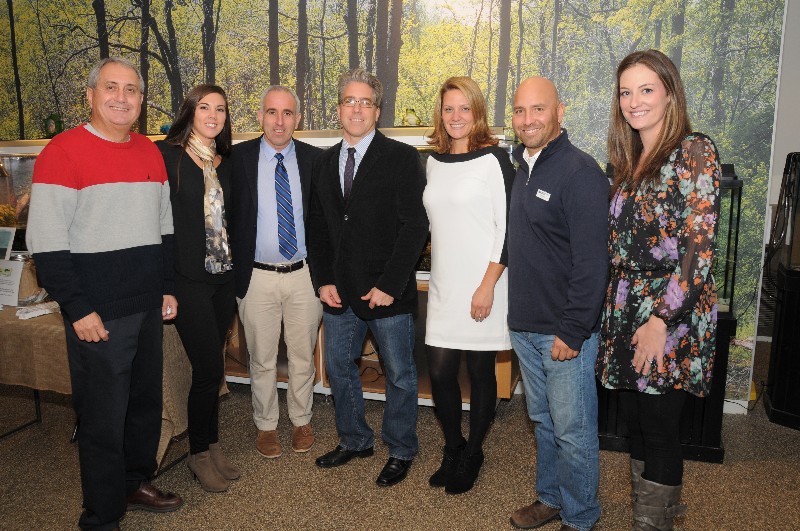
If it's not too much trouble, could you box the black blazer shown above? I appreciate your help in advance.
[229,136,323,298]
[156,140,234,284]
[307,130,428,319]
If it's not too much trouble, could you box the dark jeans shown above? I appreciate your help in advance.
[619,388,687,486]
[323,308,418,460]
[174,275,236,455]
[65,309,163,531]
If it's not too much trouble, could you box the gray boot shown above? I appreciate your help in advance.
[630,458,645,504]
[632,475,687,530]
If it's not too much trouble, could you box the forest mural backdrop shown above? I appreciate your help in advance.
[0,0,786,402]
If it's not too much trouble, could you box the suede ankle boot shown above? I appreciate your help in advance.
[632,475,687,530]
[429,443,464,488]
[209,442,241,480]
[445,450,484,495]
[188,451,229,492]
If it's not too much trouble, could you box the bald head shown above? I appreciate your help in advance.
[512,76,564,156]
[515,77,560,106]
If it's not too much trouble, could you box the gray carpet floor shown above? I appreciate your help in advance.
[1,370,799,530]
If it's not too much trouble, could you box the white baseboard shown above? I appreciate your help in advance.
[723,399,749,414]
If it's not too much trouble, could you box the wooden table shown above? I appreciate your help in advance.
[0,305,197,467]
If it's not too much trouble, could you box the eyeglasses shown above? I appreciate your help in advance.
[340,97,376,108]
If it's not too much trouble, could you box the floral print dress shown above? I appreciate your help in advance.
[596,133,721,397]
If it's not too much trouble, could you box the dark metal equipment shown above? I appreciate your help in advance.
[765,153,800,429]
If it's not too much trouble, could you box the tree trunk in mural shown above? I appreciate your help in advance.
[538,7,547,76]
[495,0,511,126]
[33,1,62,124]
[317,0,328,129]
[515,0,523,88]
[485,0,494,99]
[138,0,151,133]
[654,18,662,49]
[149,0,184,115]
[269,0,279,84]
[669,0,685,71]
[467,0,485,78]
[347,0,359,70]
[711,0,734,125]
[365,0,376,72]
[380,0,402,127]
[296,0,309,128]
[92,0,109,59]
[374,0,389,125]
[550,0,560,85]
[201,0,219,85]
[8,0,24,138]
[375,0,389,81]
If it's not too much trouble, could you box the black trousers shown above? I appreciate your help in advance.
[174,275,236,454]
[619,388,687,486]
[65,309,163,531]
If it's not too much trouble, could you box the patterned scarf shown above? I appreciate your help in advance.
[187,132,233,274]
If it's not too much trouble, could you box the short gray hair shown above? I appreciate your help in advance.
[337,68,383,107]
[87,57,144,93]
[260,85,301,114]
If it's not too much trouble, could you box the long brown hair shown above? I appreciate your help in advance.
[428,76,498,154]
[164,84,233,155]
[607,49,691,193]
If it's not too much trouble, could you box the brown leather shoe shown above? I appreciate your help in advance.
[256,429,282,458]
[559,525,594,531]
[510,500,561,529]
[126,483,183,513]
[292,423,315,453]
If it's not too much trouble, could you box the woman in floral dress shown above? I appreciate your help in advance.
[596,49,720,530]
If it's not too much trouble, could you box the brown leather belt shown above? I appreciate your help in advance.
[253,260,304,273]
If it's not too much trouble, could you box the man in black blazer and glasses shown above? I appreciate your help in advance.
[307,68,428,487]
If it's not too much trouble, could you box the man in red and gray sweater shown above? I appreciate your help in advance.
[26,57,183,530]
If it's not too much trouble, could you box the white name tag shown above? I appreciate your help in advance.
[536,189,551,201]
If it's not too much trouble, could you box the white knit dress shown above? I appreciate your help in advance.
[422,145,513,351]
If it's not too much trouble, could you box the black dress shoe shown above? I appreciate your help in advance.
[315,445,374,468]
[376,457,412,487]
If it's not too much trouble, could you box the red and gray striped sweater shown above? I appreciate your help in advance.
[26,125,175,323]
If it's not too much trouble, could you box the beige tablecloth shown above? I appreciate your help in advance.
[0,306,202,466]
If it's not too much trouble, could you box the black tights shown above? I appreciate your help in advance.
[426,346,497,455]
[619,389,687,486]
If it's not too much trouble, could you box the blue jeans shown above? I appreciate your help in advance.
[511,331,601,531]
[323,308,418,460]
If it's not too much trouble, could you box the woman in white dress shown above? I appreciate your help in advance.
[423,76,515,494]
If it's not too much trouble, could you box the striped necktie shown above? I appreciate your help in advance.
[274,153,297,260]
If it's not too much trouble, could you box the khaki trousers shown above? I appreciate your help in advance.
[238,265,322,431]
